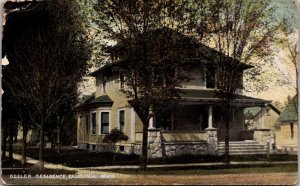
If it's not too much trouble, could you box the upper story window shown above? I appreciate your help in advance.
[205,66,215,88]
[100,112,110,134]
[236,71,243,89]
[119,73,125,90]
[153,70,163,87]
[91,112,96,134]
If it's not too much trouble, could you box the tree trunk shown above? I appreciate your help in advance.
[224,109,231,167]
[8,123,14,161]
[21,123,27,166]
[2,128,8,160]
[38,120,45,169]
[113,142,116,164]
[56,122,60,154]
[140,121,148,171]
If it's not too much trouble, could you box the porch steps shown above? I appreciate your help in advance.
[217,141,267,155]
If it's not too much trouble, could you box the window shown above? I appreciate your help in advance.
[86,114,89,134]
[153,70,163,86]
[101,112,110,134]
[154,110,172,131]
[120,73,125,89]
[91,112,96,134]
[233,71,243,89]
[290,122,294,139]
[119,110,125,133]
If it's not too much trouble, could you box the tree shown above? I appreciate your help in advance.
[191,0,280,165]
[2,0,91,169]
[94,0,191,170]
[277,17,298,110]
[103,128,129,163]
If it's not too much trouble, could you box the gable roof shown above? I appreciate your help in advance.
[244,104,281,119]
[278,96,298,122]
[244,107,262,119]
[90,27,252,77]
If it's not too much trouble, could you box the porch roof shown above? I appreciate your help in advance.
[75,93,113,109]
[278,96,298,123]
[179,89,270,107]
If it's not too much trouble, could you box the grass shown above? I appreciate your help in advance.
[104,163,298,175]
[11,144,298,168]
[13,146,140,167]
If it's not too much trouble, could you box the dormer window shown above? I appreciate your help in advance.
[236,71,243,89]
[153,70,163,86]
[119,73,125,89]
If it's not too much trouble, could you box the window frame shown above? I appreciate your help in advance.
[99,110,111,134]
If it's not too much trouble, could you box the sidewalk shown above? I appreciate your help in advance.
[10,153,298,171]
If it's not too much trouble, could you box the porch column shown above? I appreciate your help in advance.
[148,105,155,129]
[259,107,266,129]
[207,105,214,129]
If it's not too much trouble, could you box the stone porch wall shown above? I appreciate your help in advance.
[253,129,272,151]
[77,128,217,158]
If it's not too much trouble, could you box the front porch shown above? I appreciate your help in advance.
[133,127,271,158]
[147,103,271,142]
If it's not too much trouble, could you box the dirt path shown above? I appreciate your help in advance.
[3,172,297,185]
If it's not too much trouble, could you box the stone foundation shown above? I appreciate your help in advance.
[78,129,217,158]
[163,142,207,156]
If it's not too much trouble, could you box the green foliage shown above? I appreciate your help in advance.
[2,0,92,167]
[103,128,129,144]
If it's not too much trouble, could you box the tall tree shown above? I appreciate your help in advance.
[2,0,91,169]
[192,0,279,165]
[277,17,298,109]
[94,0,191,170]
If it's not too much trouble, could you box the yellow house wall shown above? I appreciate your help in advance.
[275,122,298,149]
[78,74,134,144]
[252,108,280,130]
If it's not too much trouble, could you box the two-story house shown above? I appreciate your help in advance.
[76,28,273,157]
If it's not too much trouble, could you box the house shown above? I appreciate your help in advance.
[244,104,281,149]
[76,28,273,157]
[275,96,298,154]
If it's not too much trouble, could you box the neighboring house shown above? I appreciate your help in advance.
[244,105,281,149]
[76,28,273,157]
[275,97,298,154]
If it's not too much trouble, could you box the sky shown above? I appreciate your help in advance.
[272,0,298,28]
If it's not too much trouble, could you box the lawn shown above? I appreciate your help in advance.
[11,144,298,168]
[104,163,298,175]
[13,146,140,167]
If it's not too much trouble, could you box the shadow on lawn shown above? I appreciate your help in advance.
[12,145,298,168]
